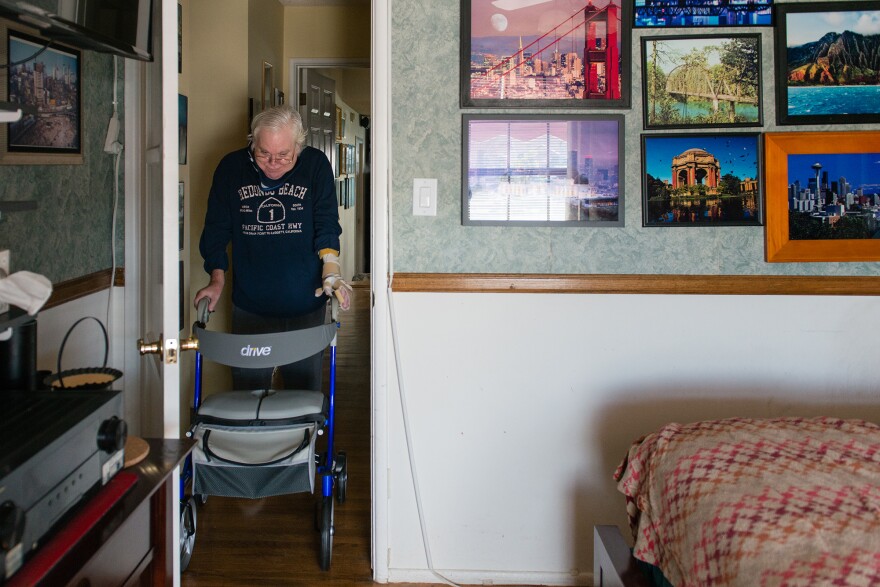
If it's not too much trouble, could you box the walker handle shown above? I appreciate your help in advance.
[196,297,211,328]
[331,295,339,323]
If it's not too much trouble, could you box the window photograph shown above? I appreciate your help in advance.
[462,114,623,226]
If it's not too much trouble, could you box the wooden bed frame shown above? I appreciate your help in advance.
[593,525,652,587]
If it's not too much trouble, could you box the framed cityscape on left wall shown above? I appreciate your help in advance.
[1,26,83,164]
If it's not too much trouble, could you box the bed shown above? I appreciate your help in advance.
[593,417,880,587]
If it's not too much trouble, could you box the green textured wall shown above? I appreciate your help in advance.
[0,49,121,283]
[391,0,880,277]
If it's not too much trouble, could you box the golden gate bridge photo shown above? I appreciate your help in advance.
[468,0,622,103]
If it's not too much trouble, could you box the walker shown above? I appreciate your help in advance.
[178,297,347,571]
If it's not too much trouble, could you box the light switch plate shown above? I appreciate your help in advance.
[412,178,438,216]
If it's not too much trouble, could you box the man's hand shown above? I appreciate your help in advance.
[315,274,352,310]
[194,269,225,312]
[315,253,352,310]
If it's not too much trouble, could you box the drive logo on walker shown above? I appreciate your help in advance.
[241,344,272,357]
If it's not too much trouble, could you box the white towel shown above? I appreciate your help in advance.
[0,271,52,315]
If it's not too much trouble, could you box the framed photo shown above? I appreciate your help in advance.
[335,106,343,140]
[274,88,284,106]
[177,3,182,74]
[347,144,355,175]
[775,2,880,126]
[462,113,623,227]
[261,61,273,111]
[634,0,772,28]
[178,94,187,165]
[764,131,880,262]
[178,181,185,251]
[641,133,761,227]
[461,0,631,109]
[1,28,82,164]
[642,34,762,130]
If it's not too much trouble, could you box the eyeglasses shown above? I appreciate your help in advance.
[253,152,293,166]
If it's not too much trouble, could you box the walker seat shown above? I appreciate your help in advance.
[192,388,326,498]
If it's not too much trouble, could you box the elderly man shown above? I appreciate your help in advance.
[195,104,351,391]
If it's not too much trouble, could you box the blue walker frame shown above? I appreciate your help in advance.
[178,298,345,571]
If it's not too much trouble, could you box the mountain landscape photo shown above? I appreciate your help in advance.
[787,30,880,86]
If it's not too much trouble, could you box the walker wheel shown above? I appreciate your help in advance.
[335,451,348,504]
[319,494,334,570]
[180,496,198,572]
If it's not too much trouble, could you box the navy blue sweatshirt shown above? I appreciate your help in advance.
[199,146,341,317]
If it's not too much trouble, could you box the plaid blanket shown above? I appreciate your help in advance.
[614,417,880,586]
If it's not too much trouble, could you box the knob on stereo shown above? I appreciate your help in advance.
[0,500,24,552]
[97,417,128,454]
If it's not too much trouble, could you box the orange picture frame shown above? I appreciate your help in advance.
[764,131,880,262]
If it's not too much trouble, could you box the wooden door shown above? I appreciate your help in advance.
[300,69,337,172]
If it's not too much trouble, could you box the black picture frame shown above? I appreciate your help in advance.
[177,2,182,74]
[462,113,624,227]
[178,94,187,165]
[178,181,185,251]
[7,29,81,155]
[642,33,762,130]
[461,0,631,109]
[641,132,762,227]
[775,1,880,126]
[634,0,772,28]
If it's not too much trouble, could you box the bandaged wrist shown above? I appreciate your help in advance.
[321,251,341,278]
[322,262,341,280]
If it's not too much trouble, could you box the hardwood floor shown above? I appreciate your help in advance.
[181,281,380,586]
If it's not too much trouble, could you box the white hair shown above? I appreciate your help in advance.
[248,104,308,155]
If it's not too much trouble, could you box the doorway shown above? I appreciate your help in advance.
[291,59,371,278]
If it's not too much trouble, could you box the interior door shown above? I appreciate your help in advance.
[125,0,183,582]
[300,69,336,171]
[131,0,181,440]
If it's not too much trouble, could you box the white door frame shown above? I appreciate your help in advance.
[371,0,390,580]
[123,61,144,438]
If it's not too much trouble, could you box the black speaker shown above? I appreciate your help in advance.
[0,318,37,390]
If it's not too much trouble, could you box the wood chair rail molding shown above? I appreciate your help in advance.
[389,273,880,296]
[45,268,125,310]
[44,270,880,311]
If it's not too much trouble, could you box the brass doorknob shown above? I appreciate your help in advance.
[180,336,199,352]
[137,335,163,358]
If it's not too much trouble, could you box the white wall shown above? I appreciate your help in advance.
[36,289,132,427]
[382,292,880,585]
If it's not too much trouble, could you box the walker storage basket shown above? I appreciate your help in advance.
[191,389,326,499]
